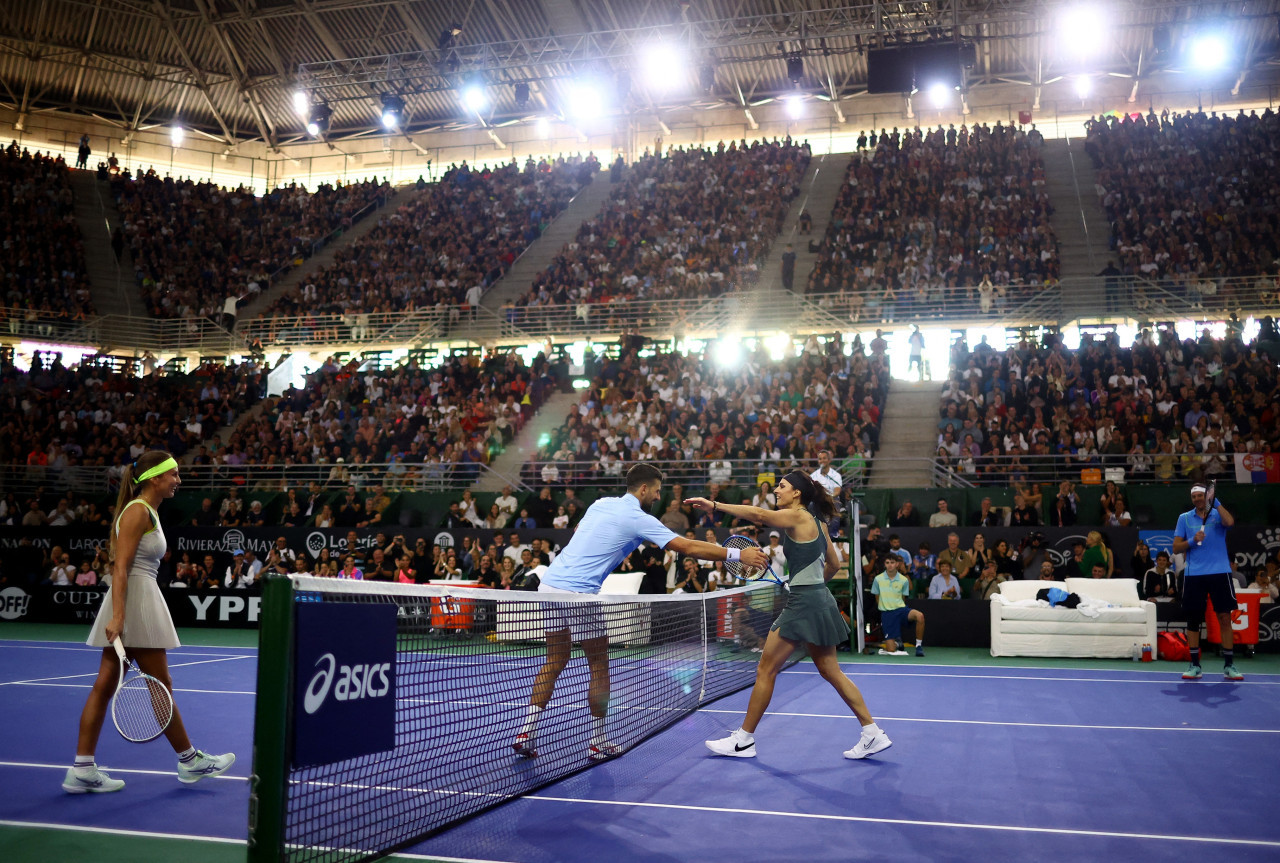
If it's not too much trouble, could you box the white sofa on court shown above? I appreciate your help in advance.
[990,577,1158,658]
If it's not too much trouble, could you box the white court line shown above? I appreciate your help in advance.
[0,761,248,781]
[0,654,252,687]
[795,669,1280,685]
[521,796,1280,848]
[701,708,1280,734]
[0,821,517,863]
[0,640,256,655]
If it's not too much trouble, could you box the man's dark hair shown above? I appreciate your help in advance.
[627,463,664,491]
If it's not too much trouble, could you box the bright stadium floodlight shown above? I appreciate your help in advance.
[380,93,405,129]
[293,89,309,116]
[713,338,742,369]
[928,82,951,108]
[1058,4,1108,57]
[462,84,488,113]
[784,93,804,119]
[1074,75,1092,98]
[1190,34,1228,70]
[640,42,684,90]
[306,103,332,138]
[566,81,604,120]
[535,117,551,138]
[170,125,184,147]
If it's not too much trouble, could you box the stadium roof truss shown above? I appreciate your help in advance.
[0,0,1277,149]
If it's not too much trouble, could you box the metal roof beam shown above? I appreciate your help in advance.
[193,0,278,148]
[149,0,235,143]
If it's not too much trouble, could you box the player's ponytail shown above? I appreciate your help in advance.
[783,470,837,520]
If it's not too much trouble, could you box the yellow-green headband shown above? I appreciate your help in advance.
[134,456,178,484]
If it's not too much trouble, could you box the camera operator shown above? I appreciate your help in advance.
[1019,531,1052,580]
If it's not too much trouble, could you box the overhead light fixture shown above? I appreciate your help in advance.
[293,89,309,116]
[784,93,804,120]
[462,83,488,113]
[566,81,603,120]
[514,82,531,108]
[1189,33,1229,70]
[786,53,805,84]
[380,93,405,130]
[1058,4,1108,57]
[535,117,550,138]
[928,82,951,108]
[306,103,332,137]
[1074,75,1092,98]
[437,25,461,51]
[170,125,184,146]
[641,42,684,90]
[699,64,716,93]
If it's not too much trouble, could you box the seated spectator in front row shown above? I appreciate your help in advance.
[1249,568,1277,603]
[928,498,958,527]
[972,560,1008,600]
[1143,550,1180,601]
[929,560,962,599]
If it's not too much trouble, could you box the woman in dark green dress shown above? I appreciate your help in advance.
[686,471,892,761]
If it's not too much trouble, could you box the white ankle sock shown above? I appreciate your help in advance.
[591,715,607,746]
[733,728,754,743]
[73,756,95,775]
[520,705,542,738]
[861,722,880,738]
[178,747,197,762]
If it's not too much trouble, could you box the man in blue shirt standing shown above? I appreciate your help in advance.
[1173,483,1241,680]
[514,463,768,761]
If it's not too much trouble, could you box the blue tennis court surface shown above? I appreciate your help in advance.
[2,635,1279,863]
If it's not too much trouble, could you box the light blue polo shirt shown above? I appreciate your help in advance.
[540,493,680,593]
[1175,505,1230,576]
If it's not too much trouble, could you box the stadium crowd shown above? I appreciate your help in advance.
[0,350,266,477]
[219,348,566,489]
[0,143,94,325]
[259,156,597,325]
[512,139,810,314]
[523,334,888,510]
[1087,108,1280,301]
[934,322,1280,490]
[110,170,390,319]
[807,123,1059,322]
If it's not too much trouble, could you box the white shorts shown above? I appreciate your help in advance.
[538,583,606,642]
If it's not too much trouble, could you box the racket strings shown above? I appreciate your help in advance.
[114,674,173,742]
[722,535,765,581]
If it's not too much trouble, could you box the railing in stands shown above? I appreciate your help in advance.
[6,453,1236,498]
[4,275,1278,355]
[931,452,1237,488]
[0,461,530,498]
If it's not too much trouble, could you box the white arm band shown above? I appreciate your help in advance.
[725,547,741,562]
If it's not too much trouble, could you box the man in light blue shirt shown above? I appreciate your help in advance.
[515,463,768,762]
[1173,483,1239,680]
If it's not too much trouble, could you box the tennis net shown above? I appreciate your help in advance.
[248,574,799,863]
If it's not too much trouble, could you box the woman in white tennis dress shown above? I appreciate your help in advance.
[65,451,236,794]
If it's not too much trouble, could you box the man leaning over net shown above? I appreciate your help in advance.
[514,463,768,761]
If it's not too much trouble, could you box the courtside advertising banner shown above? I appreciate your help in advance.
[292,602,397,768]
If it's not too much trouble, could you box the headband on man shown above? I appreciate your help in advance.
[1190,484,1208,495]
[134,456,178,484]
[782,470,816,505]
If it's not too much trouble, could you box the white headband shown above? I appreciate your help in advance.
[1190,484,1208,495]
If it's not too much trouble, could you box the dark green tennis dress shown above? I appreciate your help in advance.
[770,514,850,646]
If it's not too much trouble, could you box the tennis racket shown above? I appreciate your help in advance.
[722,535,784,587]
[111,639,174,743]
[1196,480,1217,547]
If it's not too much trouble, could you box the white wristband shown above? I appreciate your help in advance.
[725,547,741,562]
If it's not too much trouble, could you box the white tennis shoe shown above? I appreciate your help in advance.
[588,740,624,761]
[876,649,909,656]
[63,765,125,794]
[512,733,538,758]
[177,750,236,784]
[705,732,757,758]
[844,730,893,760]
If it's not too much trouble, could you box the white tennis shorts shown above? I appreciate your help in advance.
[537,582,606,642]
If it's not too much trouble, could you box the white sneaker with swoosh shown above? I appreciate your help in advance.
[63,765,125,794]
[705,732,757,758]
[177,750,236,784]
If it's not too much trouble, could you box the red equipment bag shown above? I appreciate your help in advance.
[1158,631,1189,662]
